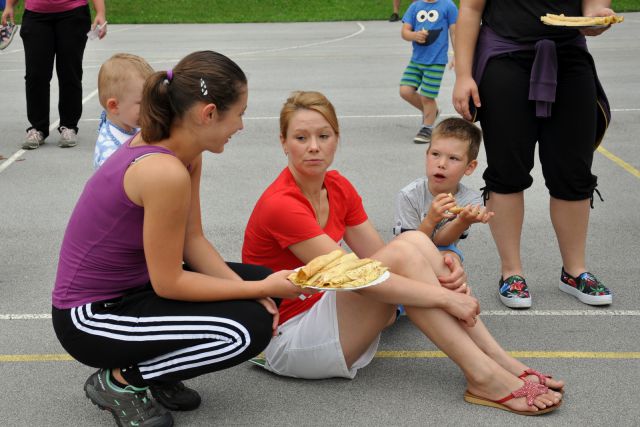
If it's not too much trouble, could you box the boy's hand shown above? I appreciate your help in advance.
[423,193,456,229]
[414,29,428,44]
[455,204,494,225]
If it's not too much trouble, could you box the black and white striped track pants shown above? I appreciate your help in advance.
[52,263,273,385]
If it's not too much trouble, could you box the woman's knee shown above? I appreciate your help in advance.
[376,238,430,276]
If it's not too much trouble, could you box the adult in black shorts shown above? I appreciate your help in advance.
[52,51,305,426]
[453,0,614,308]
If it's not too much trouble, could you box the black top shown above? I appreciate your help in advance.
[483,0,583,42]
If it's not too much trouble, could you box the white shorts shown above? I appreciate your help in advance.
[264,292,380,379]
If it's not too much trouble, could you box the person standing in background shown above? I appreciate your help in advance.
[452,0,614,308]
[389,0,402,21]
[1,0,106,150]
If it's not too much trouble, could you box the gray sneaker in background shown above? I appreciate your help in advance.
[413,126,432,144]
[0,23,18,50]
[58,126,78,147]
[22,128,45,149]
[84,368,174,427]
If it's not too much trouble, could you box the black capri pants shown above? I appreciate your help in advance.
[477,47,598,200]
[52,263,273,386]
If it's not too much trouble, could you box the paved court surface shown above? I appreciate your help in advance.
[1,17,639,426]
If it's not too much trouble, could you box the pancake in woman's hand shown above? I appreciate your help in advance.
[541,13,624,27]
[292,249,344,282]
[289,252,388,289]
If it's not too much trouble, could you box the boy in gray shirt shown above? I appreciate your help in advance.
[394,118,493,261]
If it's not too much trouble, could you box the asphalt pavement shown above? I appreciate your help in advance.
[1,17,639,426]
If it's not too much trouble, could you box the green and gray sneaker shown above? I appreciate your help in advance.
[84,369,174,427]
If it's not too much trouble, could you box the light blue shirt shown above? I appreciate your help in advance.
[93,111,138,169]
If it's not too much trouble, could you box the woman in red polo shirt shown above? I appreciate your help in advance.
[243,91,563,415]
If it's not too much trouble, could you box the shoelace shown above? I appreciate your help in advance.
[26,129,41,141]
[128,390,165,421]
[60,127,75,139]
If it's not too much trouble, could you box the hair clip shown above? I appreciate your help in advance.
[200,78,208,96]
[163,69,173,85]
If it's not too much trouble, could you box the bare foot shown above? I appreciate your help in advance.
[467,373,563,414]
[521,368,565,391]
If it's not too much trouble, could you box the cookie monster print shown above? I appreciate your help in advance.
[416,8,443,46]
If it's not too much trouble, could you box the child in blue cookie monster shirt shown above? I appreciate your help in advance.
[399,0,458,144]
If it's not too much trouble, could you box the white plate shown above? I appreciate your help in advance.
[542,22,609,29]
[294,270,391,292]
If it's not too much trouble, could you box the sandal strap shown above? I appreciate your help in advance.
[496,381,549,406]
[518,368,551,385]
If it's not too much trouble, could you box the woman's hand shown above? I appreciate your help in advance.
[262,270,316,299]
[581,7,616,37]
[91,15,107,39]
[437,252,468,291]
[1,5,14,26]
[256,297,280,336]
[452,75,480,121]
[443,289,480,327]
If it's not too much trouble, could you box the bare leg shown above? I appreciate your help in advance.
[393,0,401,14]
[390,232,563,389]
[400,85,423,111]
[550,197,590,276]
[393,231,448,277]
[112,368,128,385]
[420,96,438,126]
[486,192,525,278]
[336,239,561,411]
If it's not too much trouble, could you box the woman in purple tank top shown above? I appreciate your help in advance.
[52,50,307,427]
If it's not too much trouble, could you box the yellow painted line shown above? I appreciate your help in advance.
[597,146,640,179]
[375,351,640,359]
[4,351,640,362]
[1,354,74,362]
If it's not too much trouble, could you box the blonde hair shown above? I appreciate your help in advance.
[431,117,483,161]
[280,91,339,139]
[98,53,154,108]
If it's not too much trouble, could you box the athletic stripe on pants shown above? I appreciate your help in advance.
[71,303,251,379]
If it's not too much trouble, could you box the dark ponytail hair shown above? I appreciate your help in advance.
[140,50,247,142]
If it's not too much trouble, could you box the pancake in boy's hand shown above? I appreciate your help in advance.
[449,206,464,215]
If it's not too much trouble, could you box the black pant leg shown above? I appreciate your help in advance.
[54,6,90,132]
[20,10,56,137]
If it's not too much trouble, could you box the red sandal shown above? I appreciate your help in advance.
[464,380,562,416]
[519,368,564,391]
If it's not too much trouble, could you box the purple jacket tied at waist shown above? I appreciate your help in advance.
[472,25,610,146]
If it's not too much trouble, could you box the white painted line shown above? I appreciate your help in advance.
[0,89,98,174]
[232,22,365,57]
[481,310,640,316]
[0,149,27,173]
[3,310,639,320]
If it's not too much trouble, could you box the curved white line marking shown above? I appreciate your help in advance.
[232,22,366,57]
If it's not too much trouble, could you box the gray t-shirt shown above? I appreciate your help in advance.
[393,176,482,244]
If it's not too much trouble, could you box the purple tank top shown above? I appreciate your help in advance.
[53,140,174,309]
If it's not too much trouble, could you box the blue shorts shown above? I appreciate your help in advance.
[400,61,445,99]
